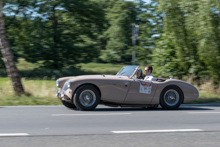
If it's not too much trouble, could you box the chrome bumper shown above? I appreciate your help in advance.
[56,89,71,101]
[56,89,61,99]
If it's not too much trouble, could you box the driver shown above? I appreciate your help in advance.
[144,66,156,81]
[135,69,143,79]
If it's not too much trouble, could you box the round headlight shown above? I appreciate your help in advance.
[67,80,71,88]
[56,79,60,87]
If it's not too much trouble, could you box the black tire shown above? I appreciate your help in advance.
[61,100,76,109]
[73,85,100,111]
[160,85,183,110]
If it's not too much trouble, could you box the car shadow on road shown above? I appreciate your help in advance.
[93,106,213,111]
[185,103,220,107]
[175,107,213,111]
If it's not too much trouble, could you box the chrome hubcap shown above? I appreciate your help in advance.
[164,89,179,106]
[79,90,96,107]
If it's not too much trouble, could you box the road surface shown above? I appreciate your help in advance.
[0,103,220,147]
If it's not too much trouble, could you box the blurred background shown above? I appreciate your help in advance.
[0,0,219,105]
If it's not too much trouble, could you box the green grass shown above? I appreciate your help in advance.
[0,77,219,106]
[0,78,60,106]
[0,58,219,105]
[0,60,126,106]
[16,58,40,70]
[77,62,126,74]
[0,59,126,79]
[0,59,128,106]
[191,93,220,104]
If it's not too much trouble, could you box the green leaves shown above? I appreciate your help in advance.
[1,0,220,82]
[4,0,104,68]
[99,0,139,63]
[152,0,220,81]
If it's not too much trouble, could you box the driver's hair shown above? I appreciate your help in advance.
[137,69,143,79]
[145,66,153,73]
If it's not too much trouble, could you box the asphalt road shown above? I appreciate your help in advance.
[0,103,220,147]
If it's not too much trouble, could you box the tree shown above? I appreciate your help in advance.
[20,0,105,68]
[99,0,140,63]
[0,0,24,95]
[2,0,105,69]
[135,0,163,65]
[152,0,220,81]
[98,0,161,64]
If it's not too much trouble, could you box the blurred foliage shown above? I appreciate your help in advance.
[135,0,163,65]
[0,58,124,79]
[0,0,219,82]
[152,0,220,82]
[99,0,139,63]
[3,0,104,68]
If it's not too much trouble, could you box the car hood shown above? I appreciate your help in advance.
[57,75,129,88]
[70,75,130,80]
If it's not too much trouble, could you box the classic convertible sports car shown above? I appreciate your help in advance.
[56,65,199,111]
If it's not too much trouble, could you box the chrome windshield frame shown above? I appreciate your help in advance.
[116,65,139,79]
[130,66,139,79]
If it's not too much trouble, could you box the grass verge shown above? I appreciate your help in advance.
[191,93,220,104]
[0,78,60,106]
[0,59,219,105]
[0,60,126,106]
[0,77,219,106]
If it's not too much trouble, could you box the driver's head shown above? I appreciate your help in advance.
[135,69,142,78]
[144,66,153,76]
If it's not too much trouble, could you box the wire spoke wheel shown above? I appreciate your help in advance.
[164,90,179,106]
[79,90,96,107]
[160,86,183,110]
[74,85,100,111]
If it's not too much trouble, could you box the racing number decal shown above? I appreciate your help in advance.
[139,82,152,94]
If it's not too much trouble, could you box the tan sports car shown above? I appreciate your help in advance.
[56,65,199,111]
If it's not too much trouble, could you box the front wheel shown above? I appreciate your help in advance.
[73,85,100,111]
[61,100,76,109]
[160,86,183,110]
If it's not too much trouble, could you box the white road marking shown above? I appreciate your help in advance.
[111,129,203,134]
[0,133,29,137]
[52,113,132,116]
[188,112,220,114]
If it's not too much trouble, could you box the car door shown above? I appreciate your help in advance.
[99,78,133,103]
[123,79,158,104]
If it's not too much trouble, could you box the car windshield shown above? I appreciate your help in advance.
[116,65,139,78]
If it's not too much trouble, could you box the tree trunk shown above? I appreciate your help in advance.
[0,0,24,95]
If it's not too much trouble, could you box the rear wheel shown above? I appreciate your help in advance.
[160,86,183,110]
[73,85,100,111]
